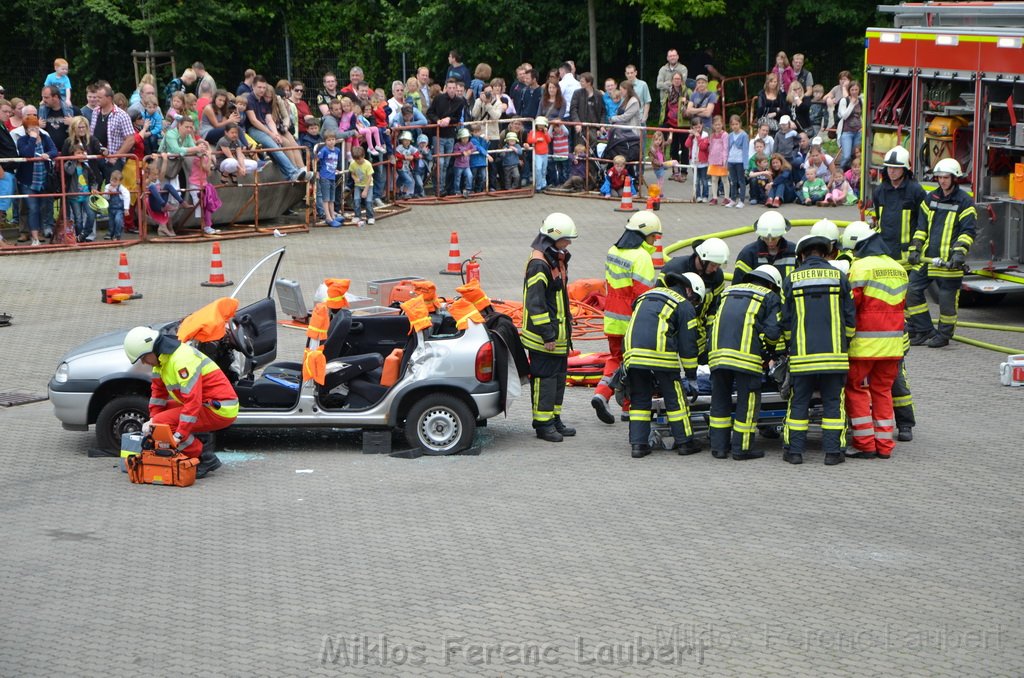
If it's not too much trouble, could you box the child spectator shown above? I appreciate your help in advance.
[844,155,860,201]
[141,94,165,153]
[648,131,675,189]
[801,169,828,205]
[317,131,343,227]
[824,165,853,206]
[184,93,200,128]
[349,145,375,226]
[369,92,392,154]
[415,134,432,197]
[748,123,774,158]
[603,78,621,120]
[145,154,188,238]
[525,116,551,192]
[774,115,799,164]
[394,130,420,199]
[187,143,221,235]
[605,155,630,198]
[299,117,322,155]
[500,131,523,191]
[103,170,130,241]
[548,119,570,186]
[707,115,728,205]
[808,84,828,137]
[166,92,186,131]
[771,52,796,95]
[217,122,259,177]
[453,128,475,197]
[765,153,795,207]
[560,143,589,192]
[469,124,490,193]
[726,114,749,208]
[747,152,771,205]
[685,118,710,202]
[44,58,72,107]
[65,143,99,242]
[355,101,385,157]
[470,63,492,99]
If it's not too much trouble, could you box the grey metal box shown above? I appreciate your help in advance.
[366,276,424,306]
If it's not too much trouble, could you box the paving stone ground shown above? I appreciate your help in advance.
[0,190,1021,677]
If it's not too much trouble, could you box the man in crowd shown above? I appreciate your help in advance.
[569,72,604,149]
[558,62,580,112]
[446,50,471,85]
[236,68,256,96]
[426,78,466,196]
[193,61,216,95]
[90,82,135,177]
[39,85,76,152]
[246,76,308,182]
[416,66,432,109]
[624,64,652,121]
[685,75,717,130]
[341,66,365,97]
[656,49,687,118]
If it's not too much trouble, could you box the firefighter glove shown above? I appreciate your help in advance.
[950,249,967,269]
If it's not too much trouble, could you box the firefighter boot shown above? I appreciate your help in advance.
[897,426,913,442]
[909,332,933,346]
[195,451,223,478]
[783,451,803,465]
[631,444,652,458]
[926,334,949,348]
[553,417,576,437]
[823,452,846,466]
[731,450,765,461]
[535,425,564,443]
[590,395,615,425]
[672,438,704,455]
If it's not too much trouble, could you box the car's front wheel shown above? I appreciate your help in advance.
[404,394,475,455]
[96,395,149,451]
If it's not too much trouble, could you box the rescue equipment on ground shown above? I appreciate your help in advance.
[125,424,199,487]
[999,355,1024,386]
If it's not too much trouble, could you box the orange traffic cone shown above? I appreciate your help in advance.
[440,231,463,276]
[614,176,638,212]
[652,234,664,269]
[116,252,139,296]
[201,242,234,287]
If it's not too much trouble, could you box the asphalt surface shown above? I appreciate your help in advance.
[1,186,1022,677]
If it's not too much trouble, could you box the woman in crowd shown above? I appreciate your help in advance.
[199,90,240,144]
[606,80,643,182]
[836,80,862,169]
[755,73,784,133]
[539,79,566,121]
[786,81,812,134]
[404,76,424,111]
[276,80,298,135]
[62,116,104,157]
[661,72,690,181]
[290,81,312,135]
[270,92,303,168]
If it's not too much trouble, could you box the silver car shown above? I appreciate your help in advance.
[49,248,512,455]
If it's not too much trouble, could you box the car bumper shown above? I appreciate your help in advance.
[48,378,95,429]
[470,389,502,420]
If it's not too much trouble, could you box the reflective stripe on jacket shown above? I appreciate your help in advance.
[781,257,856,374]
[150,343,239,442]
[603,242,655,336]
[521,248,571,354]
[848,244,908,359]
[624,287,699,373]
[913,186,976,279]
[732,237,797,283]
[872,176,927,269]
[709,283,783,374]
[678,253,725,356]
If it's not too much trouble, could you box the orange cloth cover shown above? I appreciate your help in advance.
[448,298,484,329]
[306,303,330,341]
[177,297,240,342]
[323,278,351,310]
[302,346,326,384]
[401,296,433,334]
[456,279,491,311]
[413,280,441,312]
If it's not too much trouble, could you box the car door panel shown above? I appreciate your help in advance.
[236,297,277,367]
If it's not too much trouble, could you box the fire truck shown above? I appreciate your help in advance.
[862,2,1024,301]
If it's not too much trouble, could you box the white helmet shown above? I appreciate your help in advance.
[746,264,783,289]
[883,145,911,169]
[683,272,706,302]
[695,237,730,265]
[124,326,160,364]
[933,158,962,178]
[841,220,876,251]
[795,233,833,257]
[810,218,840,245]
[540,212,578,240]
[625,210,662,236]
[755,211,788,238]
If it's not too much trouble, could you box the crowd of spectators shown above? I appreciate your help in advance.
[0,49,863,243]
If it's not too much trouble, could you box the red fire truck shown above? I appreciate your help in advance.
[862,2,1024,301]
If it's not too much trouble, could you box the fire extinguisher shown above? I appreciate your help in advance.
[461,251,482,284]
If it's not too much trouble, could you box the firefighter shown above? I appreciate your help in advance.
[841,222,908,459]
[733,211,797,283]
[780,234,856,466]
[708,264,783,460]
[810,218,841,260]
[840,220,916,442]
[871,145,927,268]
[677,237,730,360]
[906,157,976,348]
[591,210,660,425]
[123,326,239,478]
[522,212,578,442]
[623,259,705,458]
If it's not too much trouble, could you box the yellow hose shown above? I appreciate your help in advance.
[958,320,1024,334]
[663,220,857,257]
[952,335,1024,354]
[969,269,1024,285]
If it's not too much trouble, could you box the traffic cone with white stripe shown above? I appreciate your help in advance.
[652,233,664,269]
[440,231,462,276]
[614,176,638,212]
[201,242,234,287]
[116,252,138,296]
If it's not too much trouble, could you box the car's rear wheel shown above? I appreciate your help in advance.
[96,395,149,451]
[404,394,475,455]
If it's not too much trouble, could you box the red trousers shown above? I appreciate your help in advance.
[846,359,899,456]
[594,335,625,404]
[151,401,236,458]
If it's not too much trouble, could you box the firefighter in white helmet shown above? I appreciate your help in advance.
[905,158,976,348]
[591,210,660,425]
[732,211,797,283]
[522,212,578,442]
[871,145,927,268]
[675,236,729,361]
